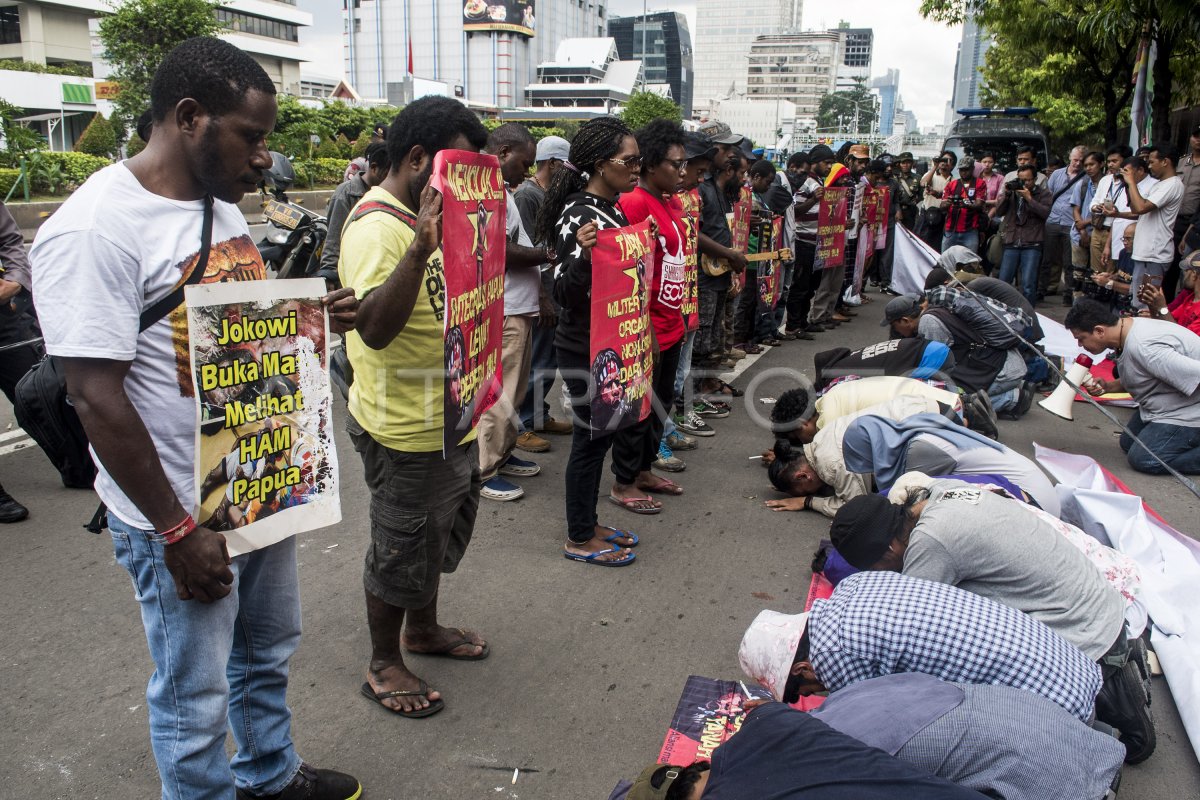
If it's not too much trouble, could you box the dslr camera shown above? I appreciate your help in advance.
[1005,178,1024,192]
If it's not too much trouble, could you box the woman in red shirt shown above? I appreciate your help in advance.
[1139,250,1200,334]
[612,119,691,506]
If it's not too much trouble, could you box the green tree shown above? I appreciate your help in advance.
[74,113,119,158]
[619,91,683,131]
[98,0,223,137]
[816,81,878,134]
[350,126,374,158]
[0,99,48,166]
[920,0,1198,145]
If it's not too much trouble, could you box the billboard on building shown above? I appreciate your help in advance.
[463,0,535,37]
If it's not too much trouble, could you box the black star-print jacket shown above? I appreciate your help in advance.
[551,191,629,355]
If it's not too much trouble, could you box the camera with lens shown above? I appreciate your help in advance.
[1005,178,1024,192]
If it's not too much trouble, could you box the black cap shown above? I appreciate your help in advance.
[866,159,888,174]
[808,144,836,163]
[830,494,905,569]
[882,294,923,326]
[684,132,715,161]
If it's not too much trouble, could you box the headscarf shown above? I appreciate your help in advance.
[841,412,1003,490]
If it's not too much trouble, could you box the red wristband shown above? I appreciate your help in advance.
[160,514,198,545]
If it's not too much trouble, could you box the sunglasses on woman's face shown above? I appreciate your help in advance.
[608,155,643,169]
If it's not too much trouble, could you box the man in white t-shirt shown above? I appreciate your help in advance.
[1066,298,1200,475]
[1125,143,1185,308]
[475,123,552,502]
[30,38,360,800]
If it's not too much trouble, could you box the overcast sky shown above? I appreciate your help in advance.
[297,0,962,129]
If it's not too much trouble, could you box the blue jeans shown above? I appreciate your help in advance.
[518,319,559,430]
[1120,410,1200,474]
[999,244,1042,306]
[941,230,979,253]
[663,329,697,439]
[1129,260,1169,310]
[109,515,302,799]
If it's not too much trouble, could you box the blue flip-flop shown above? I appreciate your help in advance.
[600,526,639,547]
[564,545,636,567]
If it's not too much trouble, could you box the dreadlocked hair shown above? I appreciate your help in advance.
[534,116,632,247]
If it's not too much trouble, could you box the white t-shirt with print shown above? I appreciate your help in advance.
[1110,175,1158,259]
[1132,175,1184,263]
[30,163,266,529]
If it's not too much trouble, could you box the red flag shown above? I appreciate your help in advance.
[407,37,414,75]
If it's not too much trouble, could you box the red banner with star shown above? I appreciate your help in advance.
[589,220,655,437]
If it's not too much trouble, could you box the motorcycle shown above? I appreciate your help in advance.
[257,152,328,281]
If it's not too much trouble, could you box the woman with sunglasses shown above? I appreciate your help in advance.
[534,116,647,566]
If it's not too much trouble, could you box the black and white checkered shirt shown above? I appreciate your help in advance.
[808,572,1102,721]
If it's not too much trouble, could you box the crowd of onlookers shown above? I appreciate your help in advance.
[6,34,1199,800]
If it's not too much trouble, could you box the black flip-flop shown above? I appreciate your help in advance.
[405,628,490,661]
[360,680,445,718]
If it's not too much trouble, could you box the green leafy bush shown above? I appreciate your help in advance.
[74,114,119,158]
[292,158,345,187]
[0,168,22,198]
[125,134,147,157]
[29,152,110,192]
[0,59,92,77]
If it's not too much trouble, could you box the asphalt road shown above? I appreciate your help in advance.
[1,293,1197,799]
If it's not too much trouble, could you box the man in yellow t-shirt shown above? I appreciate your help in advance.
[338,97,490,720]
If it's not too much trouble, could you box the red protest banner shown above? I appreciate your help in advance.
[875,186,892,250]
[757,216,784,315]
[432,149,505,453]
[814,187,848,269]
[589,220,655,436]
[854,186,878,294]
[730,185,753,254]
[678,188,701,332]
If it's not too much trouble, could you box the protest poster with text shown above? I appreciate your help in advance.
[589,219,655,437]
[853,186,878,294]
[730,185,753,254]
[757,216,784,316]
[679,189,701,332]
[433,149,506,454]
[814,187,848,270]
[186,278,340,557]
[875,185,892,250]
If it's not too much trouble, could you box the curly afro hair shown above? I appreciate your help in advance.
[387,96,489,172]
[150,37,275,122]
[634,118,686,172]
[770,388,812,430]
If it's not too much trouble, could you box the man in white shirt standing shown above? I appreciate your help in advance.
[1125,143,1184,308]
[30,38,361,800]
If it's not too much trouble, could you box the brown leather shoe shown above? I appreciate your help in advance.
[536,417,574,435]
[515,431,551,453]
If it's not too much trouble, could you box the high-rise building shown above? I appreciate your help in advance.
[0,0,310,148]
[0,0,310,92]
[607,11,692,118]
[833,23,872,91]
[692,0,802,117]
[951,14,991,113]
[743,32,839,131]
[344,0,606,109]
[870,68,899,135]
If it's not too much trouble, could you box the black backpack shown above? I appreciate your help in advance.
[15,197,214,525]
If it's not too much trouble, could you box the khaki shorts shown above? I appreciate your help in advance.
[348,414,480,608]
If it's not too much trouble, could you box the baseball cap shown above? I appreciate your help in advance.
[535,135,570,163]
[865,159,888,174]
[627,764,686,800]
[1191,125,1200,136]
[698,120,742,145]
[808,144,836,163]
[738,609,809,701]
[1182,249,1200,270]
[848,144,869,160]
[957,156,976,171]
[739,138,758,161]
[830,494,906,569]
[684,132,715,161]
[881,294,923,325]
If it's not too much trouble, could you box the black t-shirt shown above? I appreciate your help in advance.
[702,703,987,799]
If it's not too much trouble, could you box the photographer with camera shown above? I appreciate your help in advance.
[995,164,1052,305]
[938,157,987,254]
[918,155,953,249]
